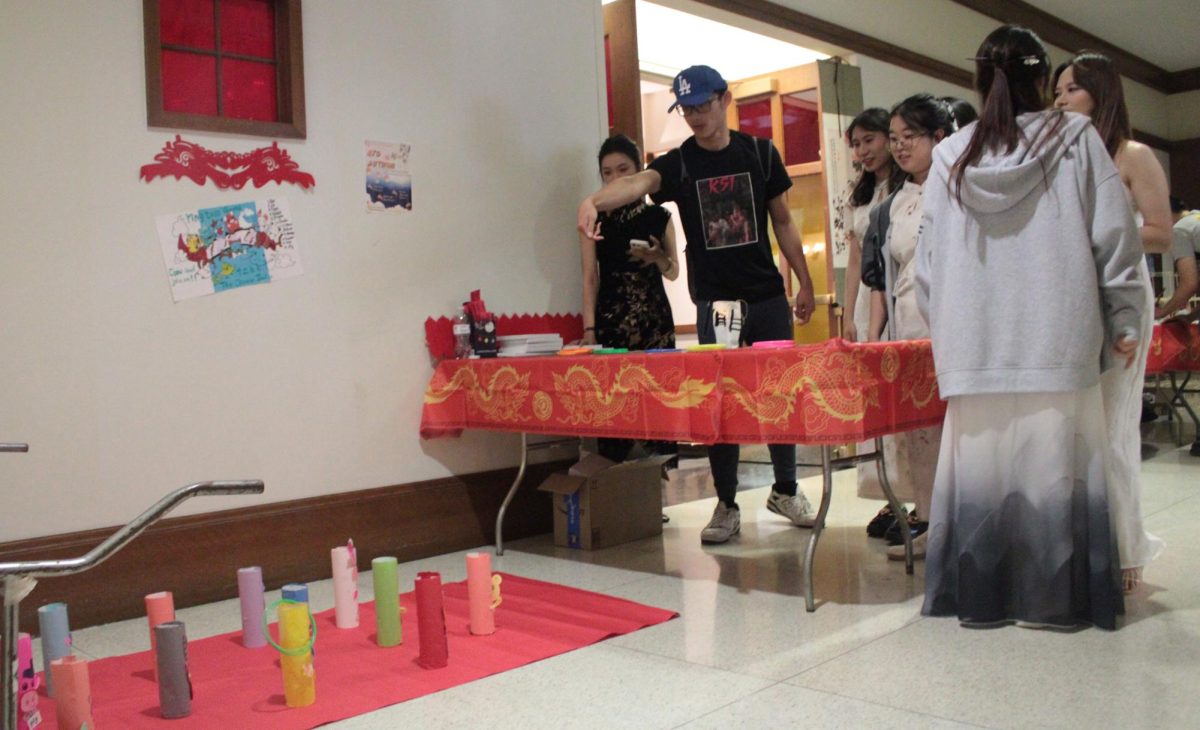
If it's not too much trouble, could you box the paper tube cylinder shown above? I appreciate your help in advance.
[466,552,496,635]
[278,602,316,708]
[238,566,267,648]
[281,583,309,604]
[17,633,41,730]
[48,656,94,730]
[331,546,359,629]
[415,571,449,668]
[37,602,72,697]
[372,557,401,647]
[145,591,175,680]
[155,621,192,719]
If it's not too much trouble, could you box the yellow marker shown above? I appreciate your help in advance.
[279,602,316,707]
[490,574,504,610]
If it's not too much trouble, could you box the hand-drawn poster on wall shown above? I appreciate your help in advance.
[365,140,412,212]
[155,197,303,302]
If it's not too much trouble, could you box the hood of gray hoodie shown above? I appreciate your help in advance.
[938,111,1093,214]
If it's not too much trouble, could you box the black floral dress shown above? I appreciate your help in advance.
[594,202,675,350]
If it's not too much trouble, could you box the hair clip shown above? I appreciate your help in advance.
[969,55,1042,66]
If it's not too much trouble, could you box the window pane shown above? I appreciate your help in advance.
[736,98,772,141]
[222,59,278,121]
[220,0,276,59]
[160,0,215,50]
[782,92,820,166]
[162,50,218,115]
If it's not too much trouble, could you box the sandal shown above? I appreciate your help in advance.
[866,505,896,539]
[1122,567,1142,595]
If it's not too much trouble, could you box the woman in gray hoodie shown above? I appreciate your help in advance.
[914,25,1146,630]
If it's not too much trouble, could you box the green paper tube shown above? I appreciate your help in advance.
[372,557,402,647]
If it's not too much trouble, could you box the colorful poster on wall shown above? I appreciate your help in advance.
[365,140,412,212]
[155,197,303,302]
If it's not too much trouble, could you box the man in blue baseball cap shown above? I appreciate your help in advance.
[578,64,818,545]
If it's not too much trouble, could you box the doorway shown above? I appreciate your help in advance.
[603,0,861,343]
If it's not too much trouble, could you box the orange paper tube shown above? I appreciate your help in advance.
[466,552,498,635]
[145,590,175,680]
[49,655,94,730]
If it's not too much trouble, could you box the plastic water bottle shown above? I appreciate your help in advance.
[452,305,472,358]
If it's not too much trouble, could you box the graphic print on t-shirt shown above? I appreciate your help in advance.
[695,172,757,249]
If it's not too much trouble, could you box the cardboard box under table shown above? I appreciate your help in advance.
[538,455,669,549]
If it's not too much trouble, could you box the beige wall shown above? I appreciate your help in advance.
[0,0,604,540]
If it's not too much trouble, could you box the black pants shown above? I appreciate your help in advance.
[697,295,798,506]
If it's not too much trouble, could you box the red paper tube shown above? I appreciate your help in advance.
[414,571,448,669]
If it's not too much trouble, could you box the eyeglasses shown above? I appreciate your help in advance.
[676,95,720,117]
[888,132,929,150]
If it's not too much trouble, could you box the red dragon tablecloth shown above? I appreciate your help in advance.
[1146,321,1200,374]
[421,339,944,445]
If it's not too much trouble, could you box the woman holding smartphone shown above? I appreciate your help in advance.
[580,134,680,461]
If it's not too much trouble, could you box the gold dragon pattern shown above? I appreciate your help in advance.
[897,343,939,409]
[423,365,532,422]
[553,362,715,426]
[721,350,882,428]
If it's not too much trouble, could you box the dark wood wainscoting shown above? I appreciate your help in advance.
[0,462,565,634]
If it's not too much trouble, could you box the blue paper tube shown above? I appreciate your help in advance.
[37,602,72,697]
[281,583,309,604]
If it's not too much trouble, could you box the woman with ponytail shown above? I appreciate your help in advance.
[1054,52,1167,594]
[915,25,1145,629]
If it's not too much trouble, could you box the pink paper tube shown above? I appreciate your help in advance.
[466,552,496,635]
[331,545,359,628]
[17,633,41,730]
[415,571,449,668]
[145,590,176,680]
[237,566,267,648]
[49,655,94,730]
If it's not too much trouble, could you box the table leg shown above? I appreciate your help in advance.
[803,446,835,612]
[494,432,529,556]
[1170,372,1199,438]
[874,436,913,574]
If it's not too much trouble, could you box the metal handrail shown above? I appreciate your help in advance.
[2,477,264,730]
[0,480,264,578]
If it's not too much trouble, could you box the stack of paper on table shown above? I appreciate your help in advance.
[497,333,563,356]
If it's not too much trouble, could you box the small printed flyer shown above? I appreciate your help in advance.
[365,140,413,212]
[155,197,303,302]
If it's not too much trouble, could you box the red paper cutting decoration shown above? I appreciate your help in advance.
[139,135,315,189]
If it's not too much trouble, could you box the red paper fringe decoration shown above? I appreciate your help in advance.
[140,135,315,189]
[425,313,584,360]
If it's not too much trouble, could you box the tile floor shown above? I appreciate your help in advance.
[34,435,1200,729]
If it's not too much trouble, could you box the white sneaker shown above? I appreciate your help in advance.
[766,490,816,527]
[701,503,741,544]
[886,530,928,561]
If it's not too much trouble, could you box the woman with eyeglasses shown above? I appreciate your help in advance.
[916,25,1144,629]
[1053,52,1168,594]
[860,94,965,559]
[835,108,913,538]
[579,133,679,461]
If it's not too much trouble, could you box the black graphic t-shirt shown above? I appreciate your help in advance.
[649,131,791,302]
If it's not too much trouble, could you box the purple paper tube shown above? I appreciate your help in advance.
[237,566,267,648]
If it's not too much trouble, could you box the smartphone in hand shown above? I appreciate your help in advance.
[629,239,650,249]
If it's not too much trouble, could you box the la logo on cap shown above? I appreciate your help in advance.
[678,77,691,95]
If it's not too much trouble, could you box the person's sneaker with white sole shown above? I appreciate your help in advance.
[700,502,741,544]
[766,490,816,527]
[886,530,928,560]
